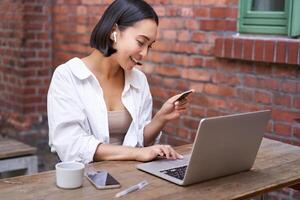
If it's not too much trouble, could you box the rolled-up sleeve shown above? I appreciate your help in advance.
[48,69,100,164]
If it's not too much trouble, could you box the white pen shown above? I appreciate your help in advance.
[115,180,148,198]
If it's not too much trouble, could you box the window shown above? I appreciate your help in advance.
[238,0,300,37]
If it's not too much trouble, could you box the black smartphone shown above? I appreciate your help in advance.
[85,171,121,189]
[175,89,194,102]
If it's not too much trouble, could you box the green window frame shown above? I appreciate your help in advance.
[238,0,300,37]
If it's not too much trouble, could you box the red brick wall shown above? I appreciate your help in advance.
[1,0,300,148]
[1,0,300,197]
[0,0,52,123]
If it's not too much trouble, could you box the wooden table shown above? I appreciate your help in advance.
[1,138,300,200]
[0,138,38,175]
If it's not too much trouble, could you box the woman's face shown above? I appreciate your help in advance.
[112,19,158,70]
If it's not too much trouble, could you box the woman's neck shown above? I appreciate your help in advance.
[82,49,122,80]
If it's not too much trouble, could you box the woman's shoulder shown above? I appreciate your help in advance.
[52,57,85,80]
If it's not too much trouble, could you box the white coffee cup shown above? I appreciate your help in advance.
[55,161,85,189]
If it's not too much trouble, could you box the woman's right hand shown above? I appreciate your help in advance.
[135,144,183,162]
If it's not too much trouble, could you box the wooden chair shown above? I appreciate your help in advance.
[0,137,38,176]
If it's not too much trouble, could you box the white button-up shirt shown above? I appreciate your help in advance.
[48,57,159,164]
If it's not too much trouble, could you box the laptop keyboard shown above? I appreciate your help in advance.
[160,165,187,180]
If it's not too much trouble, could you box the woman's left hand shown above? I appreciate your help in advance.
[155,90,194,123]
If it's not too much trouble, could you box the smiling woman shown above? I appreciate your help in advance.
[47,0,193,164]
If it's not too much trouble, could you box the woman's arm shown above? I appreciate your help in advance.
[143,95,190,146]
[93,143,183,162]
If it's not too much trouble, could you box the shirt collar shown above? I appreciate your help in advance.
[69,57,141,90]
[124,69,141,91]
[68,57,92,80]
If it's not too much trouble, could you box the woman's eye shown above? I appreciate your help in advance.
[137,40,144,47]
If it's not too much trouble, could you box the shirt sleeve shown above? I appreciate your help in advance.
[47,68,101,164]
[137,76,161,147]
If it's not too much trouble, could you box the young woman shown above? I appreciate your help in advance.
[48,0,193,164]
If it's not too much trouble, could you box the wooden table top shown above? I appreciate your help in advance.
[1,138,300,200]
[0,138,36,159]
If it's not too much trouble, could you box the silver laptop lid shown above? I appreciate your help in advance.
[183,110,271,185]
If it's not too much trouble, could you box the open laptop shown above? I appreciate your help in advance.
[137,110,271,186]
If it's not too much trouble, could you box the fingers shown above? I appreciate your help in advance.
[159,145,183,160]
[175,101,189,112]
[175,98,188,105]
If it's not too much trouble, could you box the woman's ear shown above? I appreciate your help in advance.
[111,32,117,43]
[110,24,119,43]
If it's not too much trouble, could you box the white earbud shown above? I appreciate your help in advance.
[112,32,117,43]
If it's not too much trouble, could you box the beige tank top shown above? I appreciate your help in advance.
[108,110,132,145]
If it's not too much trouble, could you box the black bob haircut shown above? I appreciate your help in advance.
[90,0,159,57]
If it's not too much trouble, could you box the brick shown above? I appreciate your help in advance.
[169,42,197,54]
[177,128,190,139]
[177,80,189,91]
[272,109,300,122]
[294,127,300,139]
[204,83,235,97]
[184,19,199,30]
[163,125,176,136]
[273,93,291,107]
[179,7,194,17]
[192,32,205,42]
[264,40,275,62]
[243,39,254,60]
[200,0,227,6]
[212,72,240,85]
[151,86,169,99]
[181,69,211,82]
[255,63,272,76]
[222,38,233,58]
[165,6,179,16]
[190,82,204,93]
[273,66,297,78]
[155,65,181,77]
[82,0,103,5]
[224,20,237,31]
[200,19,223,31]
[214,37,224,57]
[261,78,280,91]
[199,44,214,56]
[254,40,264,61]
[162,30,177,40]
[194,7,209,17]
[287,42,299,65]
[244,75,258,88]
[255,91,271,104]
[190,56,203,67]
[226,99,261,112]
[162,78,177,89]
[23,96,43,104]
[274,123,292,137]
[205,96,227,109]
[167,136,189,146]
[294,97,300,109]
[281,81,297,93]
[227,7,238,18]
[276,41,286,63]
[233,38,243,59]
[210,7,228,18]
[171,0,195,6]
[237,88,253,101]
[177,30,190,42]
[207,109,229,117]
[182,118,199,129]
